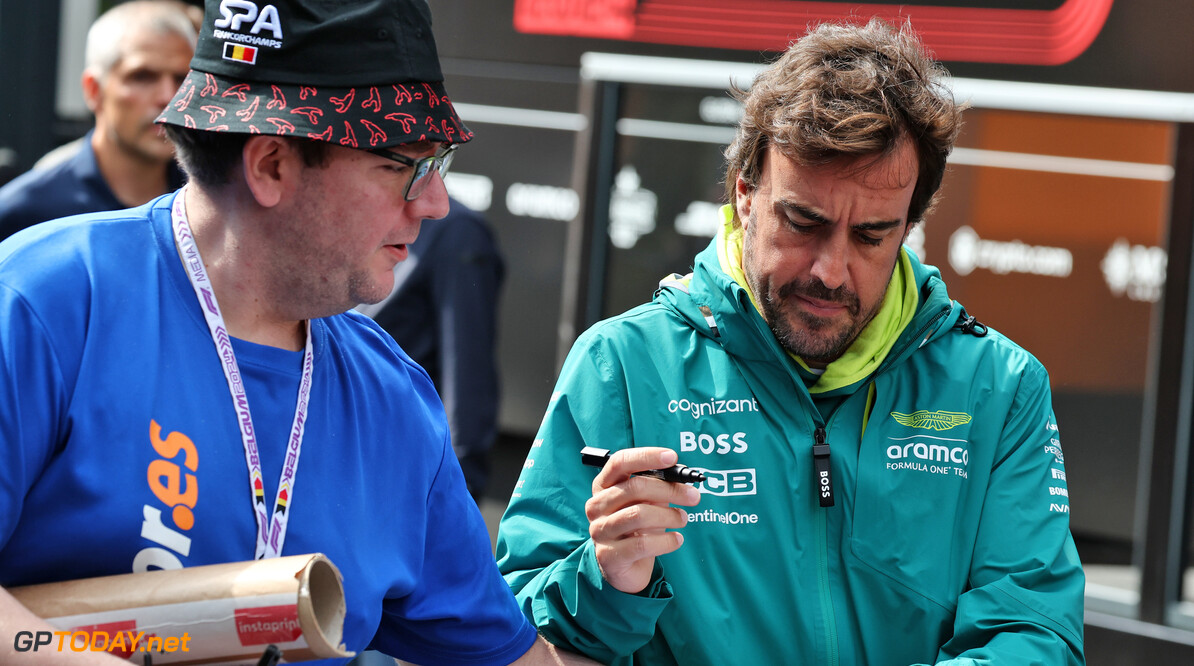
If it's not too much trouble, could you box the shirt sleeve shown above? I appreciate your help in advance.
[0,280,68,553]
[925,362,1085,665]
[495,329,672,663]
[368,428,538,666]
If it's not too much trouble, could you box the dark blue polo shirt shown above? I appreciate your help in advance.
[0,131,185,242]
[367,198,505,498]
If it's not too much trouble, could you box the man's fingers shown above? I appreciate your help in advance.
[587,501,690,539]
[586,474,700,521]
[582,447,700,594]
[592,446,679,489]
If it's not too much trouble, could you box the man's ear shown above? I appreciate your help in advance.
[81,70,102,115]
[241,136,301,208]
[735,175,754,228]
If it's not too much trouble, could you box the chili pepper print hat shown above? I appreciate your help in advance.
[157,0,471,149]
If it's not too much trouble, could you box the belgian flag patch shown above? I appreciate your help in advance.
[222,42,258,65]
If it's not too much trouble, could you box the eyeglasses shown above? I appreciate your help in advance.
[368,144,457,201]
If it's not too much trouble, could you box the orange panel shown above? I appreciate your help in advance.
[962,109,1174,165]
[923,108,1173,392]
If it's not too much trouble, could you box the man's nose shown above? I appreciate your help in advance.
[809,233,849,290]
[411,170,451,221]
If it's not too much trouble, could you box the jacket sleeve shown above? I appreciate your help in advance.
[923,361,1085,666]
[496,329,672,663]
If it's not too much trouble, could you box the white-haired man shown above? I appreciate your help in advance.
[0,0,196,241]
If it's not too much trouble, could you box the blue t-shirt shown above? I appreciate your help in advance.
[0,192,537,665]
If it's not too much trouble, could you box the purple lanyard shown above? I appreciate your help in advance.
[171,190,313,559]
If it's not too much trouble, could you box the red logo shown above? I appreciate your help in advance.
[513,0,1115,65]
[233,605,301,646]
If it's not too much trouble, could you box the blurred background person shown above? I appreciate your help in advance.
[0,0,196,242]
[361,197,506,502]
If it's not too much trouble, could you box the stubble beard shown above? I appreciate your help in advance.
[348,270,394,308]
[271,241,393,319]
[757,277,886,365]
[264,203,380,320]
[744,229,887,366]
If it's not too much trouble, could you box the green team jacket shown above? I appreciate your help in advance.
[496,232,1085,665]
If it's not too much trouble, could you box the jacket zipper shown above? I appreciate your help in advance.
[809,303,951,666]
[815,506,840,666]
[895,301,956,363]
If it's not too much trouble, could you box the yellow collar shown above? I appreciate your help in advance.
[716,204,918,393]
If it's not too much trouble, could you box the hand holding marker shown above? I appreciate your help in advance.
[581,446,706,484]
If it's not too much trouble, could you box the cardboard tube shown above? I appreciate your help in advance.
[10,553,354,664]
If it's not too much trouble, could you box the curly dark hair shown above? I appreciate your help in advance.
[724,18,963,226]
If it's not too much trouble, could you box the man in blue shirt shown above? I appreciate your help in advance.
[0,1,195,241]
[0,1,588,664]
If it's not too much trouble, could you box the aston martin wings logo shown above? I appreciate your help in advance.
[891,410,972,431]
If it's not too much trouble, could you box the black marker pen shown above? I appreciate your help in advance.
[580,446,706,484]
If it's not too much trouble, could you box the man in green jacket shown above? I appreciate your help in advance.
[496,18,1084,666]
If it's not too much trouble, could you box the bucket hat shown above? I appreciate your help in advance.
[157,0,471,149]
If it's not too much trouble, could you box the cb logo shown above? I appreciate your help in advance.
[696,468,756,496]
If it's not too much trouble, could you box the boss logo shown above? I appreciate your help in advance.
[679,431,748,454]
